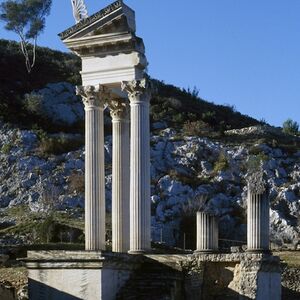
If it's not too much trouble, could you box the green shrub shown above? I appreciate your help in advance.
[282,118,299,135]
[1,143,13,154]
[202,111,216,124]
[168,169,212,188]
[68,171,84,194]
[37,134,84,156]
[38,215,56,243]
[213,152,229,173]
[248,146,269,163]
[23,93,44,115]
[0,39,81,128]
[172,113,184,123]
[182,120,210,136]
[246,154,268,174]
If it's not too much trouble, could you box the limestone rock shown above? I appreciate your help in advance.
[26,82,84,126]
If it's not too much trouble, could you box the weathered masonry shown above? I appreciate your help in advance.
[62,0,152,254]
[24,2,282,300]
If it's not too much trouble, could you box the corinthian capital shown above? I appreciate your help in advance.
[76,85,104,108]
[108,98,129,121]
[247,170,266,195]
[121,78,151,102]
[76,85,114,109]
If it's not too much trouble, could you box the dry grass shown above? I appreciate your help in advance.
[0,267,27,290]
[274,251,300,268]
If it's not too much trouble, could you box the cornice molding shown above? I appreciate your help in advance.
[59,1,123,40]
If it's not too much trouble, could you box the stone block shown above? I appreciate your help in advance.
[24,251,140,300]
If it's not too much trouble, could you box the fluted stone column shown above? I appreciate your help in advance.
[195,212,219,253]
[76,85,106,251]
[109,99,130,253]
[247,171,270,253]
[121,79,151,254]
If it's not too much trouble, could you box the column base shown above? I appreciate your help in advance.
[247,249,271,255]
[128,249,151,255]
[194,250,219,255]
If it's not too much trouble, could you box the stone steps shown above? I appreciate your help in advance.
[116,260,182,300]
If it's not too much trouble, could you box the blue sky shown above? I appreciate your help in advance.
[0,0,300,127]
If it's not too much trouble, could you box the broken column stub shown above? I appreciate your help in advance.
[195,211,219,253]
[247,171,270,253]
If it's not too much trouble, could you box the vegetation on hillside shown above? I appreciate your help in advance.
[283,119,299,136]
[0,39,263,134]
[151,80,261,132]
[0,0,53,73]
[0,39,81,128]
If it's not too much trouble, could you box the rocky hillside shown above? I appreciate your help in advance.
[0,83,299,248]
[0,40,299,249]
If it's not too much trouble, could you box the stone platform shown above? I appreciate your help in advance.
[24,251,282,300]
[24,251,142,300]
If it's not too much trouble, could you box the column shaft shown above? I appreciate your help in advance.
[247,191,270,252]
[130,99,151,253]
[122,79,151,254]
[196,212,218,253]
[111,100,130,253]
[77,85,106,251]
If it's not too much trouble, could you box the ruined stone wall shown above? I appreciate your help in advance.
[0,283,16,300]
[183,253,281,300]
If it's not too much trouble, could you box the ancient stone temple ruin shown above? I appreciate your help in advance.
[64,1,151,254]
[24,1,282,299]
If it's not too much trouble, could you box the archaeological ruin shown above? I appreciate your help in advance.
[23,1,282,299]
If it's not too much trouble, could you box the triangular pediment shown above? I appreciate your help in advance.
[59,0,136,41]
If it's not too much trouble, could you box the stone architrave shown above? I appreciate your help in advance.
[121,79,151,254]
[76,85,107,251]
[109,98,130,253]
[195,212,219,253]
[247,171,270,253]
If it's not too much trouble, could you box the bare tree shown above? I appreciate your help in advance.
[182,194,209,217]
[0,0,52,73]
[35,176,62,216]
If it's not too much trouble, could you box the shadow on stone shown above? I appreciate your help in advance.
[29,279,82,300]
[116,255,184,300]
[282,286,300,300]
[116,256,254,300]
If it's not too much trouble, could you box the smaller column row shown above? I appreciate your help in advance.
[247,171,270,253]
[195,212,219,253]
[195,171,270,254]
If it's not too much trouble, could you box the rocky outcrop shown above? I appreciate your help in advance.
[0,121,299,247]
[225,125,285,137]
[25,82,84,126]
[282,265,300,299]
